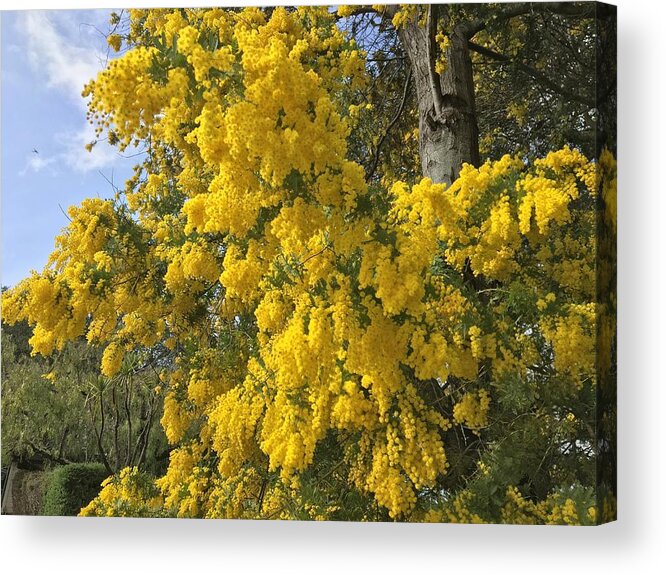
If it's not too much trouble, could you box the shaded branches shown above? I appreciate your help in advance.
[366,68,412,181]
[468,40,595,107]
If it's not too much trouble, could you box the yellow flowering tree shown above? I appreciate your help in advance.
[2,4,616,523]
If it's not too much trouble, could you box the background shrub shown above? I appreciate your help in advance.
[42,463,109,516]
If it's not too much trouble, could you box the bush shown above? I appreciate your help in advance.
[42,463,110,516]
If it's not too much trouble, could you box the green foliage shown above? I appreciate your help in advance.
[42,463,110,516]
[1,322,168,476]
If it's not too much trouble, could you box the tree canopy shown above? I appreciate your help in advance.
[2,4,616,524]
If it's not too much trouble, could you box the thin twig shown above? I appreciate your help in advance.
[467,40,594,107]
[366,68,412,181]
[58,203,72,222]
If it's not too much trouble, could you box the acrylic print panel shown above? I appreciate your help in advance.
[1,3,616,524]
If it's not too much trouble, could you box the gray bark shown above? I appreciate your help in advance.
[396,10,479,185]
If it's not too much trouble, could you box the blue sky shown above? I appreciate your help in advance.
[1,9,136,287]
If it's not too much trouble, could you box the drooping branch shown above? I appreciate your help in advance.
[467,40,595,107]
[366,68,412,181]
[26,439,72,466]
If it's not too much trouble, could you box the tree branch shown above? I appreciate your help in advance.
[57,426,69,461]
[124,373,133,468]
[89,389,113,475]
[467,40,595,107]
[136,395,157,469]
[112,382,121,470]
[26,439,72,466]
[462,2,599,39]
[366,68,412,181]
[257,475,268,515]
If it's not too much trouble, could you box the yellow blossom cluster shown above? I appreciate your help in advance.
[500,487,590,526]
[107,33,122,52]
[599,148,617,232]
[435,31,451,75]
[542,303,596,387]
[424,491,486,524]
[453,389,491,432]
[80,467,163,517]
[420,486,597,526]
[388,5,422,29]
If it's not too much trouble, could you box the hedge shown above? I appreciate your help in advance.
[42,463,110,516]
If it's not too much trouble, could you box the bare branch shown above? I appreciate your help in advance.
[124,373,134,467]
[366,68,412,181]
[112,382,121,470]
[58,203,72,222]
[89,386,113,475]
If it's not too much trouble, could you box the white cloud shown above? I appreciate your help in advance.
[15,10,132,174]
[59,124,122,173]
[20,124,131,176]
[19,154,56,176]
[18,10,108,107]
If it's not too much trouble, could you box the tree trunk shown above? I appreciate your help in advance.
[397,9,479,185]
